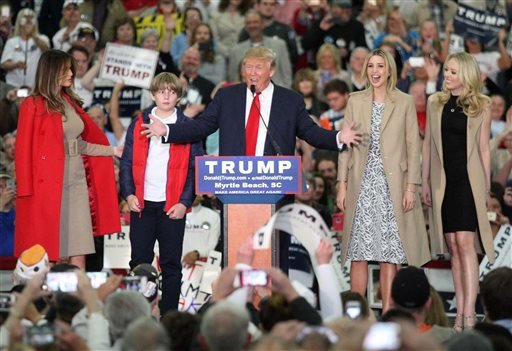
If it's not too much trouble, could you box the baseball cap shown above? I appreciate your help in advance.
[391,266,430,308]
[62,0,83,9]
[76,24,99,41]
[130,263,159,302]
[0,173,10,180]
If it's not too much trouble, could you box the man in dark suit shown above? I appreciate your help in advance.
[143,47,361,271]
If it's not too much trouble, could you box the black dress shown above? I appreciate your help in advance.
[441,95,478,233]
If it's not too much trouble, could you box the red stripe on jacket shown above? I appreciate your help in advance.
[132,114,191,212]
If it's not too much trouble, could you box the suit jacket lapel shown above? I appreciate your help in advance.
[380,92,396,133]
[264,83,281,155]
[235,84,248,155]
[467,112,481,161]
[431,98,444,165]
[360,89,372,135]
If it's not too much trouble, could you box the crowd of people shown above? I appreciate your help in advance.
[1,0,512,350]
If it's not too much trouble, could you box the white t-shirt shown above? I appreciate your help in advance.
[182,204,221,258]
[144,106,177,202]
[1,35,50,88]
[74,78,93,108]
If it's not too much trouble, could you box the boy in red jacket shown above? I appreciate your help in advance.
[120,72,203,315]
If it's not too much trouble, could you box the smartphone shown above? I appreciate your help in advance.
[332,212,344,231]
[1,6,9,18]
[87,272,108,288]
[24,324,55,346]
[6,178,15,188]
[17,88,29,98]
[409,57,425,68]
[0,293,14,312]
[362,322,401,351]
[118,276,147,293]
[345,300,362,319]
[198,42,210,52]
[44,272,78,292]
[487,211,497,222]
[239,270,269,287]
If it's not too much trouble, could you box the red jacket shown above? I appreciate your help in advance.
[15,95,121,260]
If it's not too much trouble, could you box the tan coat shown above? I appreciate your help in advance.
[338,88,430,267]
[425,93,494,262]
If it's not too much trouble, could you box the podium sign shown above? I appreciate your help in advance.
[196,156,302,204]
[195,156,302,267]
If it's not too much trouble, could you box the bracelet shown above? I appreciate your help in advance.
[405,189,415,193]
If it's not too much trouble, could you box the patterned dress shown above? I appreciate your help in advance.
[347,101,407,264]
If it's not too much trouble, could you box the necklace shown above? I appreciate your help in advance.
[449,97,461,113]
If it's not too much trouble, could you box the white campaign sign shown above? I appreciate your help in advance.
[179,251,222,313]
[100,43,159,89]
[479,224,512,280]
[103,225,161,269]
[253,203,349,292]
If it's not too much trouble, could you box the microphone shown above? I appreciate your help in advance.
[249,84,282,156]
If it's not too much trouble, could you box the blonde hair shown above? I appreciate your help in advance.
[316,43,341,73]
[14,8,40,37]
[242,47,277,69]
[438,52,490,118]
[362,48,398,99]
[424,286,449,327]
[150,72,183,97]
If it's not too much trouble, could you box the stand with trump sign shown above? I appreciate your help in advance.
[196,156,302,268]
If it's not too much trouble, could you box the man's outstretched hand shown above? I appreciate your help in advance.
[141,115,167,138]
[338,121,362,148]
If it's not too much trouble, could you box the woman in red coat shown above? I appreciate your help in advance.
[15,49,121,268]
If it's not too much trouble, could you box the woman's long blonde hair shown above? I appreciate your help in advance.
[438,52,490,118]
[32,49,83,114]
[362,48,398,99]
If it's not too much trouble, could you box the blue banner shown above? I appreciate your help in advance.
[93,86,142,117]
[196,156,302,204]
[453,3,508,47]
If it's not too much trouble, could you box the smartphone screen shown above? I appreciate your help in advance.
[118,276,147,293]
[87,272,108,288]
[345,300,362,319]
[362,322,401,350]
[17,88,29,98]
[239,270,269,286]
[44,272,78,292]
[24,325,55,346]
[1,6,9,18]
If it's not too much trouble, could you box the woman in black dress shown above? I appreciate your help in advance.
[422,52,493,331]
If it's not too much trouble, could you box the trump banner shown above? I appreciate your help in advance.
[453,3,508,47]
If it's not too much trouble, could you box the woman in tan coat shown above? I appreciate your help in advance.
[337,49,430,312]
[422,52,493,331]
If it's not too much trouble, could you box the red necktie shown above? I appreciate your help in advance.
[245,92,261,156]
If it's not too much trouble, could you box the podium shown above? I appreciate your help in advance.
[195,156,302,267]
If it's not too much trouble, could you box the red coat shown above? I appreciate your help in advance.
[14,95,121,260]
